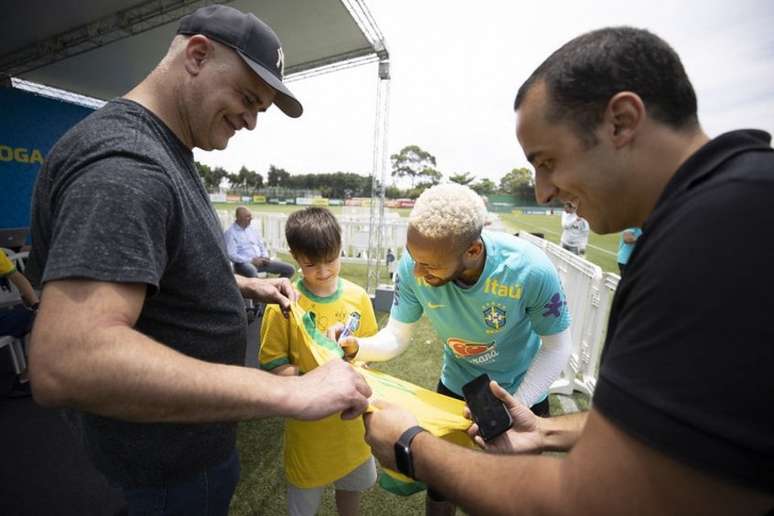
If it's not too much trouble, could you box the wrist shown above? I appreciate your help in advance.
[394,425,427,480]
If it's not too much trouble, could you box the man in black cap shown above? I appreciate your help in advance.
[27,5,370,513]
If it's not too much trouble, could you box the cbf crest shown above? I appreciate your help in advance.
[482,302,507,332]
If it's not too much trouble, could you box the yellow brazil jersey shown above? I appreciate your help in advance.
[0,250,17,277]
[259,277,378,488]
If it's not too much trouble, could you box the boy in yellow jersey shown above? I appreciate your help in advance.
[260,207,378,516]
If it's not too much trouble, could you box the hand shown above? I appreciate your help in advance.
[252,257,270,267]
[240,277,298,317]
[465,380,544,454]
[363,399,420,470]
[325,323,360,361]
[291,359,372,420]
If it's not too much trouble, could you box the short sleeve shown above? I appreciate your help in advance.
[523,259,571,336]
[356,289,379,337]
[259,304,291,370]
[389,254,423,324]
[0,251,15,277]
[43,159,174,290]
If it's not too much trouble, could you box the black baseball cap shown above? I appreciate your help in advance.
[177,4,303,118]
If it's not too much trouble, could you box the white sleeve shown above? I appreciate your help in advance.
[355,317,416,362]
[513,328,572,407]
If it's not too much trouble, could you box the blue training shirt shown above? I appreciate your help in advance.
[391,231,571,396]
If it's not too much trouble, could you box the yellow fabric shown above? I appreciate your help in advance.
[271,295,475,491]
[0,250,16,277]
[259,278,378,488]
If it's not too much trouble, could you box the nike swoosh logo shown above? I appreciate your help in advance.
[427,303,446,309]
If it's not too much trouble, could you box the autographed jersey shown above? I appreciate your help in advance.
[260,277,378,488]
[391,231,570,396]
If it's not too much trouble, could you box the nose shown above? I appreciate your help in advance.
[243,110,258,131]
[534,169,559,205]
[413,262,427,277]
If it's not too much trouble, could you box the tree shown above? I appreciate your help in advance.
[211,167,229,192]
[499,167,534,194]
[390,145,441,188]
[471,178,496,196]
[449,172,476,186]
[267,165,291,187]
[228,166,263,193]
[194,161,231,192]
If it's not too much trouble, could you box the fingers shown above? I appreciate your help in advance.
[340,337,360,361]
[326,323,345,341]
[463,406,471,420]
[489,380,516,407]
[341,395,369,420]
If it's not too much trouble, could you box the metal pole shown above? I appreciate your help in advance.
[366,59,391,296]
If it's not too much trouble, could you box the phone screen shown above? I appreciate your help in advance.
[462,373,513,441]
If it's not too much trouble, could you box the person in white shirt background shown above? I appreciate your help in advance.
[560,203,590,255]
[224,206,295,278]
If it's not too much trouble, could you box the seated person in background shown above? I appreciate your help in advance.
[260,207,378,516]
[560,202,590,255]
[1,248,39,397]
[224,206,295,278]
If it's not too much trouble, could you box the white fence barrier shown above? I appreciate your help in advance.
[517,232,619,397]
[216,209,409,264]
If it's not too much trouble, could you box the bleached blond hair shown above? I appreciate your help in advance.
[408,183,488,245]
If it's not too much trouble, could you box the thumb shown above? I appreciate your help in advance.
[489,381,517,408]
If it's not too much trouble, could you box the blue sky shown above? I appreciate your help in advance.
[194,0,774,184]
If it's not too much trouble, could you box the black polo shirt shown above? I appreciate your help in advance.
[594,130,774,494]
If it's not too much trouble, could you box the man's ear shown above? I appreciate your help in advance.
[605,92,645,148]
[464,239,484,261]
[184,35,213,75]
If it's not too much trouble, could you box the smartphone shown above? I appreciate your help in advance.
[462,373,513,442]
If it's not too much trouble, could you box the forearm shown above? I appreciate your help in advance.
[514,329,572,407]
[538,411,588,452]
[356,318,415,362]
[29,323,302,423]
[412,432,566,516]
[9,271,38,306]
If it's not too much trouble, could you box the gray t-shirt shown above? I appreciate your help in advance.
[28,99,247,487]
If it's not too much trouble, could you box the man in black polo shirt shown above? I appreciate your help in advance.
[362,27,774,514]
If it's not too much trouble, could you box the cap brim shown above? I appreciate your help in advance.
[237,49,303,118]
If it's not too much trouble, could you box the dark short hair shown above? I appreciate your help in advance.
[285,207,342,262]
[514,27,698,146]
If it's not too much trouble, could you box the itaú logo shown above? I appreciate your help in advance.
[0,144,44,165]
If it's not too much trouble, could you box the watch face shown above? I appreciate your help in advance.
[394,442,413,478]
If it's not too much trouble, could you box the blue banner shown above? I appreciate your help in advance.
[0,87,93,232]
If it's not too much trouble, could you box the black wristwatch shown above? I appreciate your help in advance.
[394,425,426,480]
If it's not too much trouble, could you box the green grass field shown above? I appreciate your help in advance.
[498,211,620,273]
[222,203,596,515]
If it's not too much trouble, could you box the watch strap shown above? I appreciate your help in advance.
[394,425,426,479]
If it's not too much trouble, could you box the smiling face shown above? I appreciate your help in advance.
[516,81,629,234]
[184,38,277,151]
[406,227,483,287]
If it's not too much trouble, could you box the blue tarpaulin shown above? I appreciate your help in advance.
[0,87,93,232]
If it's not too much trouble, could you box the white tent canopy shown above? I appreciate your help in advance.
[1,0,387,99]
